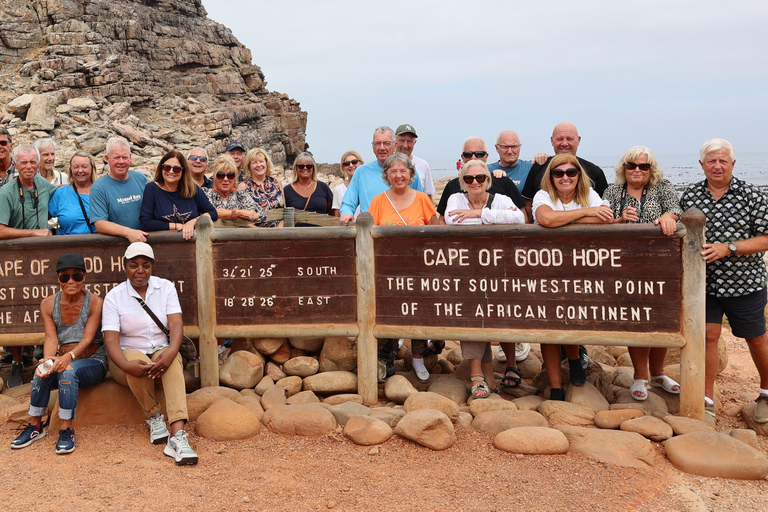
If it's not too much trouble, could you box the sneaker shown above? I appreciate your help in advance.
[755,394,768,423]
[579,345,590,369]
[496,345,507,363]
[163,430,198,465]
[7,361,23,388]
[10,423,45,449]
[515,343,531,362]
[55,428,75,454]
[146,412,170,445]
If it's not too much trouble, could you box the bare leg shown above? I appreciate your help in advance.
[628,346,651,380]
[745,333,768,389]
[169,419,186,436]
[563,345,579,360]
[481,362,496,390]
[648,347,669,376]
[499,342,517,368]
[542,344,562,389]
[705,323,722,399]
[12,346,22,362]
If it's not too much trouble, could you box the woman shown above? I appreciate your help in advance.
[103,242,198,465]
[140,150,217,239]
[532,154,613,400]
[604,146,683,401]
[48,152,98,235]
[238,148,284,227]
[369,154,438,383]
[204,155,265,226]
[10,253,106,454]
[33,138,68,186]
[283,152,334,224]
[331,150,364,217]
[445,160,526,398]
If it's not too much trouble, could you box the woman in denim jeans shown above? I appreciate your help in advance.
[10,253,107,454]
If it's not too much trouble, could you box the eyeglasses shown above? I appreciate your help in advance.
[216,172,236,180]
[58,272,84,283]
[462,175,488,184]
[342,159,360,167]
[372,141,393,148]
[162,164,183,173]
[462,151,488,159]
[296,164,314,170]
[496,144,522,151]
[0,140,9,147]
[188,155,208,162]
[624,162,651,171]
[551,168,579,178]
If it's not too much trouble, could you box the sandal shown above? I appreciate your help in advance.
[470,376,491,399]
[630,379,648,401]
[426,340,445,356]
[650,374,680,394]
[500,367,522,389]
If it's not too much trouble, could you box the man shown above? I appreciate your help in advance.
[0,144,55,387]
[90,137,149,242]
[0,127,17,187]
[225,141,246,181]
[488,130,535,189]
[395,124,435,198]
[33,138,68,186]
[188,148,212,188]
[339,126,423,226]
[680,138,768,424]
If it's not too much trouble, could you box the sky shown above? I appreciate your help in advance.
[201,1,768,168]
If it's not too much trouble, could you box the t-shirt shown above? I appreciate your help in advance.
[444,193,525,225]
[340,160,423,216]
[437,175,525,217]
[521,156,608,199]
[488,160,533,189]
[368,191,437,226]
[332,182,360,217]
[284,181,334,214]
[139,181,218,231]
[531,188,605,224]
[412,156,436,196]
[0,175,56,230]
[90,170,148,230]
[48,184,94,235]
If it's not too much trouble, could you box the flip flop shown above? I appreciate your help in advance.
[470,376,491,399]
[500,367,522,388]
[650,374,680,394]
[630,379,648,401]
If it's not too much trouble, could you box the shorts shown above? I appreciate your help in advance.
[460,341,492,363]
[706,288,767,339]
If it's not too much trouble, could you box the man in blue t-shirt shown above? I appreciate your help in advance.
[90,137,148,242]
[487,130,534,189]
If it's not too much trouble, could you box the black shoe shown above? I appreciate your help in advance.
[33,345,44,361]
[8,361,23,388]
[0,350,11,364]
[579,345,590,369]
[569,359,586,386]
[550,388,565,401]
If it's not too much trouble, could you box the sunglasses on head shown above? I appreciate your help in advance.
[216,172,236,180]
[296,164,314,170]
[162,164,183,173]
[551,168,579,178]
[58,272,84,283]
[188,155,208,162]
[462,174,488,184]
[624,162,651,171]
[462,151,488,159]
[342,159,360,167]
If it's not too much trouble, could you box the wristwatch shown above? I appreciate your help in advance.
[728,242,738,255]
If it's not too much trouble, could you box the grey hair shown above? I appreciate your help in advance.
[106,136,131,156]
[373,126,395,141]
[14,144,40,161]
[381,153,415,185]
[463,136,487,151]
[699,138,735,163]
[33,138,56,152]
[187,147,208,158]
[0,127,12,144]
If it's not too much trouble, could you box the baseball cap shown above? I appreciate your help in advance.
[225,140,246,152]
[56,253,86,272]
[124,242,155,260]
[395,124,418,137]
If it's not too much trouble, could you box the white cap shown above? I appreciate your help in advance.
[124,242,155,260]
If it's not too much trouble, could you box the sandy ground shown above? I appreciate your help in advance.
[2,327,768,512]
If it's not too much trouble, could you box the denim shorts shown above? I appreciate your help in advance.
[706,288,768,339]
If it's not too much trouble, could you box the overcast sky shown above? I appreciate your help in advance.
[201,1,768,167]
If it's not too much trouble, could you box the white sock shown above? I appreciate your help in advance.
[704,396,714,406]
[760,388,768,396]
[413,358,427,373]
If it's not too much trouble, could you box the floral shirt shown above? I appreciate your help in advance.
[204,188,266,224]
[602,179,682,224]
[242,175,283,227]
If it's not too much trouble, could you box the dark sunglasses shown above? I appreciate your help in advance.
[462,151,488,159]
[624,162,651,171]
[162,164,183,173]
[188,155,208,162]
[58,272,84,283]
[462,174,488,184]
[342,159,360,167]
[0,140,9,147]
[296,164,314,170]
[216,172,236,180]
[551,168,579,178]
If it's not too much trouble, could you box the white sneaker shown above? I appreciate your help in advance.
[164,430,198,465]
[146,412,170,445]
[496,345,507,362]
[515,343,531,362]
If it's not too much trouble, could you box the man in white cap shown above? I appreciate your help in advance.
[395,124,435,199]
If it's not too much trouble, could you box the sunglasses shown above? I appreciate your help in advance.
[216,172,236,180]
[162,164,183,173]
[624,162,651,171]
[58,272,84,283]
[0,140,9,147]
[462,174,488,184]
[296,164,314,170]
[188,155,208,162]
[462,151,488,159]
[551,168,579,178]
[342,159,360,167]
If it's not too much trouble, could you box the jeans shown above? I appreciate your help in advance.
[28,358,107,421]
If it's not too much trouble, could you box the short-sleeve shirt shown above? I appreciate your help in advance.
[680,177,768,297]
[0,175,56,230]
[0,160,17,187]
[90,171,148,230]
[284,181,333,214]
[602,179,682,224]
[531,188,604,224]
[48,184,94,234]
[488,160,533,189]
[522,157,608,199]
[368,191,437,226]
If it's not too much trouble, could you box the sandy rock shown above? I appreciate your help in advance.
[558,425,656,468]
[289,337,325,352]
[516,354,542,379]
[255,376,274,396]
[187,386,242,420]
[283,356,320,378]
[472,410,548,435]
[404,392,460,422]
[512,395,544,411]
[252,338,286,356]
[495,426,569,455]
[302,371,357,394]
[219,350,265,390]
[240,388,259,399]
[614,388,668,417]
[266,362,287,381]
[537,400,596,427]
[2,382,32,398]
[620,415,673,441]
[260,385,287,410]
[196,398,261,441]
[611,366,635,389]
[453,359,470,381]
[594,409,644,429]
[323,394,364,406]
[565,381,610,412]
[275,376,303,397]
[7,94,35,117]
[286,390,320,405]
[270,341,292,364]
[647,387,680,415]
[369,407,406,428]
[236,392,264,415]
[436,359,454,374]
[428,375,469,405]
[456,411,473,428]
[588,346,616,367]
[0,376,3,392]
[469,398,518,416]
[728,428,760,450]
[664,431,768,479]
[445,347,463,366]
[329,402,370,426]
[610,403,648,414]
[616,352,633,367]
[319,336,357,372]
[394,410,456,450]
[663,415,714,436]
[27,94,57,131]
[67,97,98,110]
[261,404,337,436]
[343,415,393,445]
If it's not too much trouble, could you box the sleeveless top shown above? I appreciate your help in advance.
[52,290,108,370]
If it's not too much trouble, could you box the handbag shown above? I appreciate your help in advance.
[133,297,199,362]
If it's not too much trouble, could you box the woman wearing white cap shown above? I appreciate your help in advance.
[102,242,198,465]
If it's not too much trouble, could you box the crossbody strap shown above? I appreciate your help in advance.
[134,296,169,335]
[72,183,95,233]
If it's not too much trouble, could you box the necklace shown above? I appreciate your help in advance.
[469,193,488,210]
[297,180,314,191]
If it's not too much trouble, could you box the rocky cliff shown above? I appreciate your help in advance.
[0,0,307,170]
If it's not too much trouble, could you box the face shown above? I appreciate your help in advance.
[496,133,522,167]
[624,153,651,188]
[342,154,362,179]
[372,130,395,164]
[0,135,12,162]
[215,169,236,194]
[700,148,734,188]
[552,162,579,198]
[57,267,85,296]
[295,160,314,181]
[386,161,411,191]
[16,151,39,183]
[39,145,55,173]
[551,125,581,155]
[463,165,488,193]
[395,134,417,157]
[250,155,267,177]
[188,150,208,177]
[227,148,245,169]
[105,144,131,179]
[161,157,183,187]
[126,256,153,289]
[461,139,489,163]
[70,156,93,186]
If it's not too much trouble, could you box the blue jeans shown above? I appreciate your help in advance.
[28,358,106,421]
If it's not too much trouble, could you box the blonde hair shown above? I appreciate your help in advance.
[458,160,492,192]
[614,146,663,187]
[67,151,97,185]
[540,154,592,207]
[292,152,317,183]
[211,155,239,192]
[242,148,275,180]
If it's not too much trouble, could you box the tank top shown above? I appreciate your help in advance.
[52,290,108,369]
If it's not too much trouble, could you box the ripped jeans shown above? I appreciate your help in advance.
[28,358,106,421]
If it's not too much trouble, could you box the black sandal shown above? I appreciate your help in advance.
[500,366,522,388]
[426,340,445,356]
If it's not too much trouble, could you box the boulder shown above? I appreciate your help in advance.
[728,428,760,450]
[663,415,714,436]
[323,394,363,406]
[611,366,635,389]
[289,337,325,352]
[384,375,419,404]
[453,359,471,381]
[343,415,393,445]
[270,341,291,364]
[261,404,337,436]
[286,390,320,405]
[469,398,518,416]
[27,94,57,131]
[404,392,460,422]
[319,336,357,372]
[664,431,768,479]
[445,347,463,366]
[537,400,596,427]
[613,388,668,417]
[67,97,98,110]
[283,356,319,378]
[394,410,455,450]
[252,337,286,356]
[369,407,406,428]
[456,411,473,428]
[275,376,303,397]
[195,398,261,440]
[218,350,265,390]
[471,410,547,435]
[516,353,542,379]
[428,375,469,405]
[254,376,274,396]
[558,425,656,468]
[260,385,286,410]
[328,402,370,426]
[512,395,544,411]
[495,427,569,455]
[266,362,287,381]
[236,395,264,422]
[616,352,633,367]
[186,386,241,421]
[588,346,617,366]
[303,371,357,394]
[594,409,644,429]
[565,381,610,412]
[7,94,35,117]
[620,415,673,441]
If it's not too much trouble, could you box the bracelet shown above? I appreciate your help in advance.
[70,351,76,361]
[231,209,238,220]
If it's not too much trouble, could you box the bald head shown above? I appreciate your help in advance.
[461,137,488,163]
[495,130,522,167]
[551,122,580,156]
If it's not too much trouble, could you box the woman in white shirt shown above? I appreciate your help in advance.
[331,150,363,217]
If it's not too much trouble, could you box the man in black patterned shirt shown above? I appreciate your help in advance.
[680,138,768,424]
